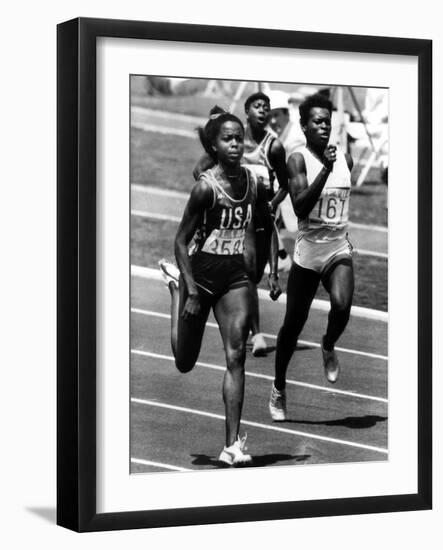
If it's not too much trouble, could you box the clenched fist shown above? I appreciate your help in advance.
[323,144,337,171]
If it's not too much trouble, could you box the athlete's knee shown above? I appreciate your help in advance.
[225,343,246,371]
[330,294,352,316]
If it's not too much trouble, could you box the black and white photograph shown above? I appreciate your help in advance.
[130,76,389,472]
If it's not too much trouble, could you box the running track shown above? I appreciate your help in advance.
[131,274,388,472]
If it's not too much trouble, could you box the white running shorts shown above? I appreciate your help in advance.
[294,233,353,275]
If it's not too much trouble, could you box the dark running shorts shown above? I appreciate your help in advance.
[190,252,249,298]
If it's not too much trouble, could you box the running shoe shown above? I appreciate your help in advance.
[251,333,267,356]
[158,258,179,288]
[269,384,287,421]
[321,337,340,383]
[218,434,252,466]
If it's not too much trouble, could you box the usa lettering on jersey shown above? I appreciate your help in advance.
[202,203,252,255]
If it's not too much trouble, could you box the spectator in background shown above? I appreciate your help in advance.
[267,90,306,158]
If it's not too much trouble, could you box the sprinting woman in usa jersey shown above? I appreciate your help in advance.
[159,107,281,466]
[193,93,288,357]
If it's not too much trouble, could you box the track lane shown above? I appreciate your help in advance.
[131,352,387,473]
[132,277,387,354]
[131,313,388,449]
[131,308,388,400]
[132,402,385,473]
[129,106,389,474]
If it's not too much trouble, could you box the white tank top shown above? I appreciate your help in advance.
[241,126,275,199]
[297,146,351,243]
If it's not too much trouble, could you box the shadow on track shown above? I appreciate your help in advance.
[190,453,310,468]
[246,343,313,356]
[284,414,387,430]
[246,345,276,355]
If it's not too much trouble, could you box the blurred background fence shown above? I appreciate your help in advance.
[131,76,388,186]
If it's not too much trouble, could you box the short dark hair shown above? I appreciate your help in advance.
[244,92,270,112]
[299,93,333,126]
[197,106,245,161]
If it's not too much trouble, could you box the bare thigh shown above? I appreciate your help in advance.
[322,259,354,310]
[175,279,212,372]
[213,286,251,361]
[283,262,320,329]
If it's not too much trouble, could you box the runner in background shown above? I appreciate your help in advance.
[269,93,354,421]
[238,92,288,355]
[160,106,281,464]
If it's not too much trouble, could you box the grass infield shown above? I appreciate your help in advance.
[131,128,388,227]
[131,217,387,312]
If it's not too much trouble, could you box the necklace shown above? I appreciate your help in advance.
[217,164,242,180]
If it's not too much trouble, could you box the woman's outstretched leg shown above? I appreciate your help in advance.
[213,285,252,465]
[159,260,210,373]
[274,263,320,390]
[321,260,354,383]
[270,263,319,421]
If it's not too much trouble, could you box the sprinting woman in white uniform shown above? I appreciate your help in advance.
[269,93,354,421]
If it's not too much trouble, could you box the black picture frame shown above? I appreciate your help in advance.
[57,17,432,532]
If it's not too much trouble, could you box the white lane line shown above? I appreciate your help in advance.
[349,221,387,233]
[356,249,388,259]
[131,209,388,260]
[131,457,190,472]
[132,183,189,199]
[131,308,387,362]
[131,184,388,234]
[131,264,389,324]
[132,210,181,223]
[131,397,388,455]
[131,105,206,125]
[132,121,196,139]
[131,349,388,404]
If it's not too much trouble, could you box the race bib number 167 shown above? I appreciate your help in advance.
[313,188,349,225]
